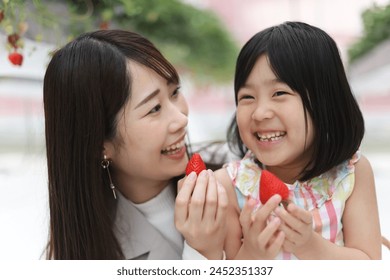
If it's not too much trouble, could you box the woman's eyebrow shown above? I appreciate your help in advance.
[134,89,160,109]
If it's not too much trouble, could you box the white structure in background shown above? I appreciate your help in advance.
[347,39,390,150]
[0,35,53,152]
[0,36,54,259]
[348,39,390,97]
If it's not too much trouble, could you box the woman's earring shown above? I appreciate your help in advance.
[101,155,117,199]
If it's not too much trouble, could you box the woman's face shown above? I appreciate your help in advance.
[105,61,189,197]
[236,55,314,182]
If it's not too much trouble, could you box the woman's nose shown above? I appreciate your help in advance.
[168,100,189,133]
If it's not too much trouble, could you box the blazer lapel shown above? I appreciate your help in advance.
[114,191,182,260]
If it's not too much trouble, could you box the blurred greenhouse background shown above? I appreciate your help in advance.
[1,0,389,259]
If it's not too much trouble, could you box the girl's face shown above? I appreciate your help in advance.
[236,55,314,183]
[105,62,189,199]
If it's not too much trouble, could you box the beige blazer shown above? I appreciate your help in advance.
[114,191,183,260]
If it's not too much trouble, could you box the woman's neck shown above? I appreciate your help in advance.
[115,176,171,204]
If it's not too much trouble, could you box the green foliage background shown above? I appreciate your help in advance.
[1,0,239,84]
[348,2,390,63]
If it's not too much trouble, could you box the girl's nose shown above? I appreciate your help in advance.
[251,101,274,121]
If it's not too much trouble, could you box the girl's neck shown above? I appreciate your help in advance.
[261,148,314,184]
[115,176,171,204]
[264,165,302,184]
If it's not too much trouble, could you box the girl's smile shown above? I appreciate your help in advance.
[255,131,286,142]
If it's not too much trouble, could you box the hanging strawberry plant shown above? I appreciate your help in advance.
[0,0,238,84]
[0,0,27,66]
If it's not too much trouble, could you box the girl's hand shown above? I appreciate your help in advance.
[175,170,228,259]
[274,203,313,255]
[235,195,285,259]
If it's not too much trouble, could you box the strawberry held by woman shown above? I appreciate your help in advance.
[185,153,206,175]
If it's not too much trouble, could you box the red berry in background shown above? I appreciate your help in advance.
[8,33,20,48]
[99,21,109,30]
[185,153,206,175]
[259,170,289,205]
[0,10,4,23]
[8,51,23,66]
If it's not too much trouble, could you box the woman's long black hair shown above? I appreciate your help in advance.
[44,30,179,259]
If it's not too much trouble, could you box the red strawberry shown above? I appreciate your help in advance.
[8,51,23,66]
[259,170,289,205]
[185,153,206,175]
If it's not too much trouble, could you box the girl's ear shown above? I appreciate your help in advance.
[102,141,115,160]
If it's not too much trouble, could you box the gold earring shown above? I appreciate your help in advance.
[101,155,117,199]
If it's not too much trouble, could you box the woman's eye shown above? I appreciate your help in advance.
[148,104,161,114]
[172,86,181,98]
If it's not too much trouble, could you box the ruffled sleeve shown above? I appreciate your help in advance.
[291,152,361,211]
[224,152,262,208]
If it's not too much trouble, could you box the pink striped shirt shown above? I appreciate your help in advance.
[225,151,360,260]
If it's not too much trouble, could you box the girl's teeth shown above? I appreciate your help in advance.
[257,132,286,141]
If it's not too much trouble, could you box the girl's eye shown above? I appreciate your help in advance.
[238,94,254,101]
[274,91,287,97]
[148,104,161,114]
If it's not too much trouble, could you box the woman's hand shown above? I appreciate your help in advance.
[274,202,313,255]
[175,170,228,259]
[234,195,285,259]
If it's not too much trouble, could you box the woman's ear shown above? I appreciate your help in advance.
[102,141,115,160]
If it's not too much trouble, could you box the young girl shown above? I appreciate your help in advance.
[43,29,227,259]
[215,21,382,259]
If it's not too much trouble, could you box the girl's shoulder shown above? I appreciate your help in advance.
[223,151,262,204]
[295,151,362,210]
[223,151,260,185]
[318,150,361,184]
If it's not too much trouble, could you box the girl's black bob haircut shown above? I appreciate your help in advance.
[227,21,365,181]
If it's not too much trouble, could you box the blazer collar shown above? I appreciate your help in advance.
[114,191,183,260]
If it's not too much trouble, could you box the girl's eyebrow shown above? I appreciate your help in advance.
[267,77,285,85]
[134,89,160,109]
[242,78,284,89]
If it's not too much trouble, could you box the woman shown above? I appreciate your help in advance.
[43,29,227,259]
